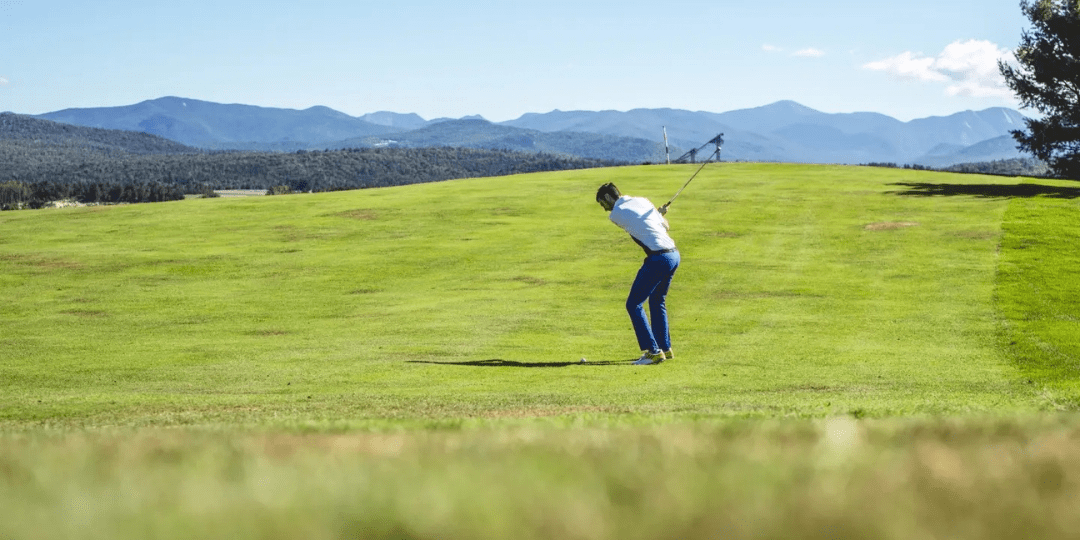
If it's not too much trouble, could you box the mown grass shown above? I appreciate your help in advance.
[995,180,1080,408]
[2,163,1080,539]
[0,164,1040,427]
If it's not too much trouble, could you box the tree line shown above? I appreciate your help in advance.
[941,158,1050,177]
[0,179,186,210]
[0,142,623,210]
[864,158,1050,177]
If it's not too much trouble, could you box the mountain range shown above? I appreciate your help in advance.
[32,97,1029,166]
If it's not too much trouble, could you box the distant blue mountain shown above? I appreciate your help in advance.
[327,119,667,163]
[505,100,1029,165]
[39,97,397,149]
[916,135,1024,168]
[35,97,1030,166]
[358,111,429,130]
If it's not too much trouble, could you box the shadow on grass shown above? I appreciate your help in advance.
[888,182,1080,199]
[408,359,634,368]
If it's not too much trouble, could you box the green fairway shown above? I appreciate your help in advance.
[0,164,1044,426]
[2,163,1079,539]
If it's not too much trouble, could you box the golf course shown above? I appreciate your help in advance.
[2,162,1079,539]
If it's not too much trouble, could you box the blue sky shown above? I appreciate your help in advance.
[2,0,1028,121]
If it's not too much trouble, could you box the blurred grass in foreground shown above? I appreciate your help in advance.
[2,417,1078,540]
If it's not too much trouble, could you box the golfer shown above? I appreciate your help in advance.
[596,183,680,365]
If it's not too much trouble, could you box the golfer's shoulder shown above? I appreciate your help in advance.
[615,196,652,212]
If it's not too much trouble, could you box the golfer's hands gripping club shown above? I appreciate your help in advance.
[658,203,669,216]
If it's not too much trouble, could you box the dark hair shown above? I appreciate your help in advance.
[596,183,621,203]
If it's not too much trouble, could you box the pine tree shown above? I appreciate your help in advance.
[1000,0,1080,179]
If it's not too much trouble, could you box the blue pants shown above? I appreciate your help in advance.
[626,250,680,353]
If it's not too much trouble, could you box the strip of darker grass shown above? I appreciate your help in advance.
[996,179,1080,408]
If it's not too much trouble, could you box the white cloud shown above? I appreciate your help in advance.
[864,39,1013,99]
[763,45,825,58]
[0,76,9,86]
[794,48,825,58]
[864,52,947,82]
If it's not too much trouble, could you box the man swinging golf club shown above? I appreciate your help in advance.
[596,182,679,365]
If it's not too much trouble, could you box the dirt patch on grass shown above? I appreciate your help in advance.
[511,276,547,286]
[477,406,614,419]
[953,230,998,241]
[215,190,268,197]
[251,329,289,336]
[865,221,919,231]
[707,231,742,238]
[491,207,526,216]
[61,310,107,318]
[339,209,379,220]
[0,254,83,270]
[712,290,820,300]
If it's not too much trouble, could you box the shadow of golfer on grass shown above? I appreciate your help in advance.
[407,359,634,368]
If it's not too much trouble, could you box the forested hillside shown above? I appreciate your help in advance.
[1,112,199,155]
[331,119,668,163]
[3,144,620,192]
[942,158,1050,177]
[1,114,622,210]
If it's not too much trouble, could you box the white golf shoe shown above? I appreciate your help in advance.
[633,350,665,365]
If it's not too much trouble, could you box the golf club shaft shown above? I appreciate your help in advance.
[662,159,710,210]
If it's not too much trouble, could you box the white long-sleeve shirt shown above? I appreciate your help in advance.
[609,195,676,254]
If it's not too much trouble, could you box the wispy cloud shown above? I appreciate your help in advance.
[0,76,10,87]
[793,48,825,58]
[864,39,1013,99]
[763,44,825,58]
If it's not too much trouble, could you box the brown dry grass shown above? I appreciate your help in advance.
[864,221,920,231]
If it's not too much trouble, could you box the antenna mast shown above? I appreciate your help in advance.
[663,126,670,165]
